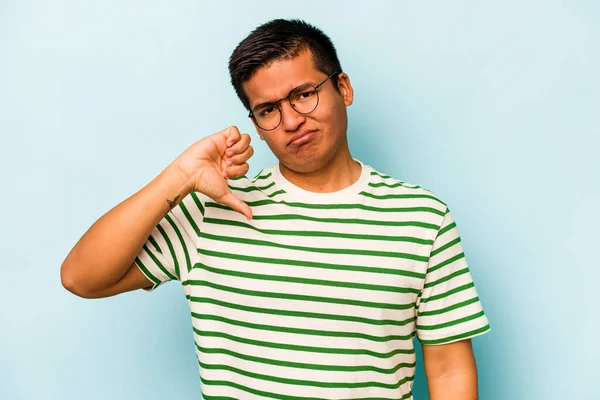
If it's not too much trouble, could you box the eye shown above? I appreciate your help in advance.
[294,89,316,102]
[258,105,276,117]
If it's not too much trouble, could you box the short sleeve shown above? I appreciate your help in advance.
[415,207,490,345]
[134,192,205,291]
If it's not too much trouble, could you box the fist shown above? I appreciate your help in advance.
[174,126,254,219]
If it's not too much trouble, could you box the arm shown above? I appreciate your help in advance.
[416,206,490,398]
[61,126,253,299]
[422,339,479,400]
[60,166,192,298]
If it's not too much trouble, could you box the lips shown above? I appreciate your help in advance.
[288,130,317,146]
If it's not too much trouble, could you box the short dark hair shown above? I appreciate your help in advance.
[229,19,343,110]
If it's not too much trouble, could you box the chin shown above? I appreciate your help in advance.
[281,148,334,173]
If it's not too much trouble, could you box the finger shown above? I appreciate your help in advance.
[213,126,237,151]
[218,191,253,220]
[224,162,250,179]
[219,126,241,148]
[228,146,254,165]
[225,134,251,156]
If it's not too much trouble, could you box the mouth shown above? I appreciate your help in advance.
[288,130,317,147]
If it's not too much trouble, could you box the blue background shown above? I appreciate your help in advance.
[1,1,598,399]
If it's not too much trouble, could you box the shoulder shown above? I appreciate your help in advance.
[362,163,448,213]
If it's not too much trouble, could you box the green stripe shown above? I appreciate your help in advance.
[186,295,415,326]
[430,237,461,258]
[190,192,205,216]
[183,279,416,310]
[427,252,465,274]
[226,175,246,181]
[194,262,421,294]
[156,223,180,279]
[229,181,275,192]
[142,244,176,281]
[204,217,434,244]
[165,214,192,276]
[194,329,415,358]
[370,170,393,179]
[199,233,429,268]
[196,344,416,374]
[207,201,444,215]
[436,220,456,239]
[178,200,201,237]
[267,189,286,198]
[423,267,469,289]
[251,168,267,180]
[359,191,445,206]
[369,181,420,189]
[417,310,485,331]
[419,324,490,345]
[418,297,480,317]
[193,313,414,342]
[134,257,161,287]
[147,236,162,254]
[253,172,272,181]
[419,282,474,303]
[201,395,238,400]
[369,171,420,188]
[250,214,440,229]
[200,376,413,400]
[198,360,414,390]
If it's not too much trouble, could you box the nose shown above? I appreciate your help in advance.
[279,100,306,132]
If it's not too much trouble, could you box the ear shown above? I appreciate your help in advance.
[336,73,354,106]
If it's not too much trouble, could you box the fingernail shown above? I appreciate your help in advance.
[222,171,228,178]
[226,150,234,157]
[226,159,233,166]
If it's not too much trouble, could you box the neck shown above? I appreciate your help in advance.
[279,147,361,193]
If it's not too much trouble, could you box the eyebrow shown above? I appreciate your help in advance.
[251,81,315,111]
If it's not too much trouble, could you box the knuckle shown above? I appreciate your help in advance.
[225,126,240,137]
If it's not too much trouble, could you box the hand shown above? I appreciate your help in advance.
[173,126,254,220]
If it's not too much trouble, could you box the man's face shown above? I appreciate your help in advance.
[242,50,354,174]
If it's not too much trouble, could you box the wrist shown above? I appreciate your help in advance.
[155,164,193,207]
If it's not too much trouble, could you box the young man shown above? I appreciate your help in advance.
[62,19,490,400]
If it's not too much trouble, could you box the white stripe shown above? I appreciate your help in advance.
[195,334,416,370]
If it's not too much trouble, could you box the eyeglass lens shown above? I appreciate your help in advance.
[252,83,319,131]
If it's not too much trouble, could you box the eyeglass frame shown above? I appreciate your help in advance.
[247,70,340,131]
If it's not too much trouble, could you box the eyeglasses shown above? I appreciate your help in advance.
[248,71,339,131]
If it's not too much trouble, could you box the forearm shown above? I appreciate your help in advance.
[61,164,191,296]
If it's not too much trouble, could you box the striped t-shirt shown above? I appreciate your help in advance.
[135,159,490,400]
